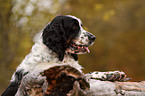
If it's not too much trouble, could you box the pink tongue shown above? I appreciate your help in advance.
[84,46,90,53]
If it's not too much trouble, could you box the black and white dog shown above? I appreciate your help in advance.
[2,15,128,96]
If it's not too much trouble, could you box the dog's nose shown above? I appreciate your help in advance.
[88,34,96,42]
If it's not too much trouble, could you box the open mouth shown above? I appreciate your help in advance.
[69,42,90,54]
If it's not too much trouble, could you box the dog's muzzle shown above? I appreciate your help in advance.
[87,32,96,45]
[67,31,96,54]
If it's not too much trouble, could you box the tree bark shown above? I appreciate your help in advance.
[89,79,145,96]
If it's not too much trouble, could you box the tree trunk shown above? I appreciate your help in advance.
[89,79,145,96]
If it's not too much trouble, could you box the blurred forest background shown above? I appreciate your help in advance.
[0,0,145,93]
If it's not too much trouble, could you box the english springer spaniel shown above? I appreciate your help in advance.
[2,15,129,96]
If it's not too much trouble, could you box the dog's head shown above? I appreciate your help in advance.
[42,15,95,61]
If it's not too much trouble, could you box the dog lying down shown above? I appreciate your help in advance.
[2,15,130,96]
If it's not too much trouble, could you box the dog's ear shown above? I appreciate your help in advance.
[42,20,67,61]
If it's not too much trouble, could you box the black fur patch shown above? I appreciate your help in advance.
[42,15,80,61]
[1,70,28,96]
[1,82,19,96]
[71,54,78,61]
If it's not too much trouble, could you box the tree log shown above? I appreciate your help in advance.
[89,79,145,96]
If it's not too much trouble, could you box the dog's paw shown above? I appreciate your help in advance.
[87,71,131,82]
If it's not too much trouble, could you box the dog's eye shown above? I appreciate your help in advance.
[73,26,76,29]
[72,25,78,30]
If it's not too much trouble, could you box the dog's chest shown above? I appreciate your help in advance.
[17,42,82,75]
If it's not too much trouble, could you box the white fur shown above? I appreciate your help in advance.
[11,36,83,82]
[67,15,89,45]
[13,34,84,95]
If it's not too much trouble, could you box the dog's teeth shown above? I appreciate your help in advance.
[69,43,91,53]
